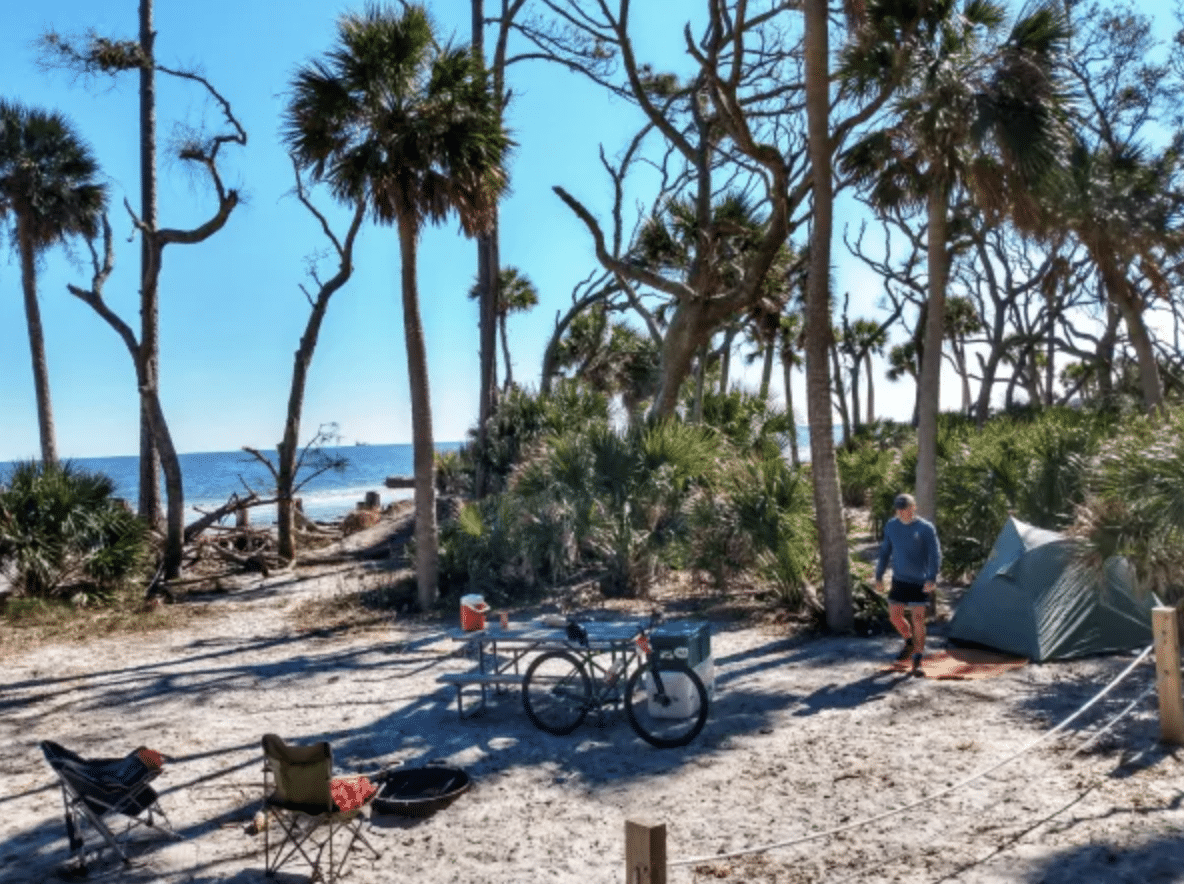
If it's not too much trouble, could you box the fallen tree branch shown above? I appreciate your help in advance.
[184,492,279,543]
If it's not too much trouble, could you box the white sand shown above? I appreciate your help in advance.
[2,558,1182,884]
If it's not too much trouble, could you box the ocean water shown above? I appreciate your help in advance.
[0,426,826,525]
[0,442,460,525]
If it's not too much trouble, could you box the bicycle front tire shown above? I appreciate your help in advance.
[624,664,709,748]
[522,651,592,735]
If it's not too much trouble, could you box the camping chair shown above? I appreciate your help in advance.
[261,733,380,883]
[39,740,180,869]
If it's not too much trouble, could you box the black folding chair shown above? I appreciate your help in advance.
[40,740,180,869]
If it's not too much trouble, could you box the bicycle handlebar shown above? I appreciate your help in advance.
[564,609,664,647]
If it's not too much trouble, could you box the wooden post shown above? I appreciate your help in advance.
[625,819,666,884]
[1153,606,1184,745]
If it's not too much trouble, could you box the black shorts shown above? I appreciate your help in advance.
[888,578,927,606]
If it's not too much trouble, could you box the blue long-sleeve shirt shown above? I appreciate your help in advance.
[875,516,941,584]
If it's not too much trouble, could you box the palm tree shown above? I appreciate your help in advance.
[840,0,1070,519]
[1051,142,1181,412]
[777,312,804,468]
[469,265,538,393]
[803,0,852,630]
[886,341,920,426]
[943,295,983,415]
[841,317,890,430]
[0,100,107,465]
[284,4,511,610]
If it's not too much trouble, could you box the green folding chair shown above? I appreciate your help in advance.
[260,734,380,883]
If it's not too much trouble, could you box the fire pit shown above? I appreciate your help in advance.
[372,766,471,817]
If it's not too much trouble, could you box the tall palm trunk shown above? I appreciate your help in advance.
[499,308,513,391]
[780,347,800,468]
[955,347,972,414]
[759,339,774,401]
[472,0,500,498]
[17,218,57,465]
[398,215,439,610]
[829,337,851,446]
[915,184,950,521]
[864,352,875,424]
[1095,301,1120,400]
[137,0,162,524]
[849,351,863,433]
[804,0,851,631]
[717,326,738,394]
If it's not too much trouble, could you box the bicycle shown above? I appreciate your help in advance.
[521,612,710,748]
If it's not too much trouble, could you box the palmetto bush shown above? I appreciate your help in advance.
[933,408,1110,578]
[685,448,817,597]
[571,420,721,597]
[438,496,536,603]
[837,437,898,509]
[446,391,820,608]
[696,389,793,461]
[0,461,150,602]
[732,457,817,604]
[458,381,609,494]
[1068,407,1184,604]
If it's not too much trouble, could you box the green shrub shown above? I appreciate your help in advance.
[697,389,793,461]
[932,407,1111,578]
[837,440,896,508]
[438,496,538,604]
[0,460,150,603]
[688,454,816,593]
[458,381,609,494]
[1068,407,1184,603]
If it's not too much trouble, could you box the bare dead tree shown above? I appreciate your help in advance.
[268,162,365,561]
[51,34,246,581]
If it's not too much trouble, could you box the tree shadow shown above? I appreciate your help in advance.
[0,613,829,881]
[1013,826,1184,883]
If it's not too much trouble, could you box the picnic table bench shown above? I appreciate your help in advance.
[439,620,642,718]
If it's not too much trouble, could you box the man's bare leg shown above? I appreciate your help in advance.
[889,602,914,660]
[910,604,927,675]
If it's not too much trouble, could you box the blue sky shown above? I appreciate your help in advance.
[1,0,691,459]
[0,1,1174,461]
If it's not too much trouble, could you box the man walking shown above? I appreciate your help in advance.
[874,493,941,676]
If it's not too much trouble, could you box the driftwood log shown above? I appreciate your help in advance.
[184,492,278,543]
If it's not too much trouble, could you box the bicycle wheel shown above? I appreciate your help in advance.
[624,664,709,748]
[522,651,592,735]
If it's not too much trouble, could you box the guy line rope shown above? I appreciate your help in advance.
[668,644,1154,869]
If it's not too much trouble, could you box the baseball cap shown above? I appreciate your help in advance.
[893,493,915,511]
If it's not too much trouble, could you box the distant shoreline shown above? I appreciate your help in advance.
[0,442,462,525]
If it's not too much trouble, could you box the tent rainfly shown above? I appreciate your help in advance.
[947,516,1154,662]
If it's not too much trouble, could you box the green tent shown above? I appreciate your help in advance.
[947,516,1154,662]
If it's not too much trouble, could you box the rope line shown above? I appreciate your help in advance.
[1070,681,1157,757]
[669,645,1153,869]
[844,676,1155,884]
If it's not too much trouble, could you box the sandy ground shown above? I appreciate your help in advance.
[2,541,1183,884]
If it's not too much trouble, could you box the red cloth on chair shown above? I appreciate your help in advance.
[136,748,165,770]
[330,776,377,812]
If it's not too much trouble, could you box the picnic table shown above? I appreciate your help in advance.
[440,619,643,718]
